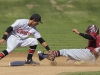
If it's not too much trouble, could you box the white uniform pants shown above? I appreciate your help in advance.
[6,35,38,53]
[59,49,96,62]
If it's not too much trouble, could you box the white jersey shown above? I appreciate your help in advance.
[10,19,41,39]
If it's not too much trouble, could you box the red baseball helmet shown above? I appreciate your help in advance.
[86,25,99,34]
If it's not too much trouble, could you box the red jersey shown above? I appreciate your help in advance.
[87,32,100,51]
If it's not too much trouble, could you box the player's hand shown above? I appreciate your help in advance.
[72,29,80,34]
[48,50,53,54]
[47,50,55,61]
[0,39,6,44]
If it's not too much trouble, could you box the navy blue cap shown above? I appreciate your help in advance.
[30,14,43,23]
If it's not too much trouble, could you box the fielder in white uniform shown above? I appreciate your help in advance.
[0,14,51,65]
[38,25,100,65]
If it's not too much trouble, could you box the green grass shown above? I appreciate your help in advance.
[58,71,100,75]
[0,0,100,52]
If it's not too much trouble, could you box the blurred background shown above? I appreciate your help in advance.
[0,0,100,52]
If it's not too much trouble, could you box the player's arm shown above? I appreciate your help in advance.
[37,37,51,51]
[0,26,13,44]
[72,29,94,40]
[79,33,94,40]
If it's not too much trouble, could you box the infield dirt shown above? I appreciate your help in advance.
[0,52,100,75]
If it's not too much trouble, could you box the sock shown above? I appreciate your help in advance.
[0,50,8,59]
[27,45,37,60]
[27,49,35,60]
[53,50,60,57]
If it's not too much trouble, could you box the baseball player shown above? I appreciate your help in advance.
[0,14,51,65]
[38,25,100,65]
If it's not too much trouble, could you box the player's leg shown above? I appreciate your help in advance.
[59,49,96,63]
[38,48,96,63]
[20,38,39,65]
[0,50,8,59]
[25,45,40,65]
[38,50,60,61]
[0,35,20,59]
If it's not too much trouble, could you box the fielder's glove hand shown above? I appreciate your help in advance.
[47,50,55,61]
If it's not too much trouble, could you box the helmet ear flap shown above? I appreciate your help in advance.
[93,25,99,34]
[97,29,99,34]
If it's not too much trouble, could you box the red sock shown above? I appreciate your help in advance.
[27,49,35,60]
[53,51,60,57]
[0,52,4,58]
[28,49,35,54]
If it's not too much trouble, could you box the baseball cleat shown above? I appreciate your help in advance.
[37,51,42,54]
[37,51,45,61]
[25,59,40,66]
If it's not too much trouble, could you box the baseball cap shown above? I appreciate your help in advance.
[30,14,43,23]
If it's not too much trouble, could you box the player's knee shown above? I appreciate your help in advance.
[34,39,38,45]
[31,38,38,45]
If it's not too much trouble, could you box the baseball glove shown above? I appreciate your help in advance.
[47,50,55,61]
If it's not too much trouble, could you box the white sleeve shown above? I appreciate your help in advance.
[11,20,21,30]
[33,31,42,39]
[32,27,42,39]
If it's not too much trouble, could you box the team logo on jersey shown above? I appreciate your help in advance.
[17,28,31,35]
